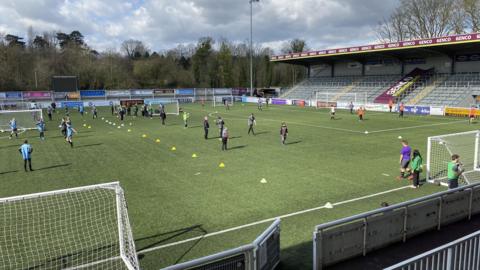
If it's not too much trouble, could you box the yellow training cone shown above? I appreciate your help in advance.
[142,134,147,138]
[192,153,197,158]
[127,129,132,132]
[88,126,92,129]
[155,139,161,143]
[171,146,176,151]
[83,124,87,127]
[219,162,225,168]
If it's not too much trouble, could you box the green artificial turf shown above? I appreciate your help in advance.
[0,103,476,269]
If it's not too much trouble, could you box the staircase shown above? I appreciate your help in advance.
[408,75,448,105]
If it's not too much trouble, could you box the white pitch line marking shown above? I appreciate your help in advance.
[368,120,468,134]
[382,173,390,177]
[138,185,413,254]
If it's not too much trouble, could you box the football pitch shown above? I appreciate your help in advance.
[0,103,476,269]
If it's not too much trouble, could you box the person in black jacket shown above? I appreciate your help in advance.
[160,106,167,125]
[203,116,209,139]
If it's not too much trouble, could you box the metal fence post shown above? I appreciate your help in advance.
[403,207,408,242]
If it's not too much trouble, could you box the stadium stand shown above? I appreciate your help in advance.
[273,33,480,108]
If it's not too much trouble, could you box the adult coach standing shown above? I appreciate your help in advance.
[248,113,256,135]
[221,127,229,151]
[397,140,411,180]
[280,122,288,145]
[19,140,33,172]
[203,116,209,139]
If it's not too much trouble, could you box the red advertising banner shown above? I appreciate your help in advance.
[271,33,480,60]
[23,91,52,99]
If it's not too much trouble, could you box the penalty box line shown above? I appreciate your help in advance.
[137,185,412,255]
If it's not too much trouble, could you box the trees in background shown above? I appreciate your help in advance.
[0,29,304,91]
[377,0,480,42]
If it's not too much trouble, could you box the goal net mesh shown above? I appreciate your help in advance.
[147,99,180,115]
[315,92,366,108]
[0,182,139,270]
[213,96,234,107]
[427,130,480,186]
[0,109,43,131]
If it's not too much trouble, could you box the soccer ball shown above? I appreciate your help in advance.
[398,136,402,139]
[0,130,3,133]
[364,131,369,134]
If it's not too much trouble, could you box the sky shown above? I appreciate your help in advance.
[0,0,398,54]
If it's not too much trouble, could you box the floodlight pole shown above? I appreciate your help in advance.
[249,0,258,96]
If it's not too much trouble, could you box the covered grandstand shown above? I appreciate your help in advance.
[271,33,480,108]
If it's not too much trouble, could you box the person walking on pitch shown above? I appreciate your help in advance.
[248,113,256,135]
[66,123,77,148]
[357,107,365,121]
[160,107,166,125]
[469,106,477,124]
[92,105,98,119]
[183,111,190,128]
[36,118,45,140]
[216,116,225,138]
[257,98,263,111]
[79,105,84,116]
[9,118,18,139]
[221,127,229,151]
[388,99,394,113]
[280,122,288,145]
[19,140,33,171]
[47,106,53,121]
[203,116,210,139]
[399,103,405,118]
[349,102,354,114]
[330,105,336,120]
[397,140,412,180]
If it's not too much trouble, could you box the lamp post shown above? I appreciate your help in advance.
[249,0,259,96]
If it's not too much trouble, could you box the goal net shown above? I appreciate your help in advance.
[213,95,234,107]
[315,92,366,109]
[0,182,139,270]
[146,99,180,115]
[427,130,480,186]
[0,109,43,131]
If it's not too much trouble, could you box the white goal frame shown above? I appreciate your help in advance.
[314,92,367,109]
[0,182,139,270]
[147,99,181,116]
[0,109,43,131]
[212,95,234,108]
[427,130,480,186]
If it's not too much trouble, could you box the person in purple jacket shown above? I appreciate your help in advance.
[397,140,412,180]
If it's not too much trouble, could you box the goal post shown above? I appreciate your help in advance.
[427,130,480,186]
[0,182,139,270]
[0,109,43,131]
[213,95,234,108]
[146,99,180,115]
[315,92,367,109]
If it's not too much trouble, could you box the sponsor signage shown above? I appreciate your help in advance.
[131,89,153,96]
[0,92,6,99]
[154,89,175,96]
[445,107,470,116]
[5,92,22,100]
[60,101,83,108]
[213,88,232,95]
[67,92,80,99]
[86,101,114,107]
[175,89,194,95]
[120,99,144,106]
[54,92,68,99]
[23,91,52,99]
[107,90,130,97]
[272,33,480,60]
[430,106,445,116]
[271,99,287,105]
[404,106,430,115]
[80,90,105,97]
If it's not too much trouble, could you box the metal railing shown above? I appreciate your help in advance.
[313,182,480,270]
[162,219,280,270]
[384,229,480,270]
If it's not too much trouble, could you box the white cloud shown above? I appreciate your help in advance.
[0,0,399,53]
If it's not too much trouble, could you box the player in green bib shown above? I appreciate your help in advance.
[447,154,463,189]
[408,149,422,188]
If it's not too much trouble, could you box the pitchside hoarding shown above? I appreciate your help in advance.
[175,89,194,95]
[23,91,52,99]
[404,106,430,115]
[0,93,6,99]
[60,101,83,108]
[154,89,175,96]
[271,99,287,105]
[5,92,22,100]
[107,90,130,97]
[80,90,105,97]
[131,89,153,96]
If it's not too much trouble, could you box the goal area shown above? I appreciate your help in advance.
[0,109,43,131]
[427,130,480,186]
[0,182,139,270]
[146,99,181,115]
[315,92,367,109]
[213,95,234,107]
